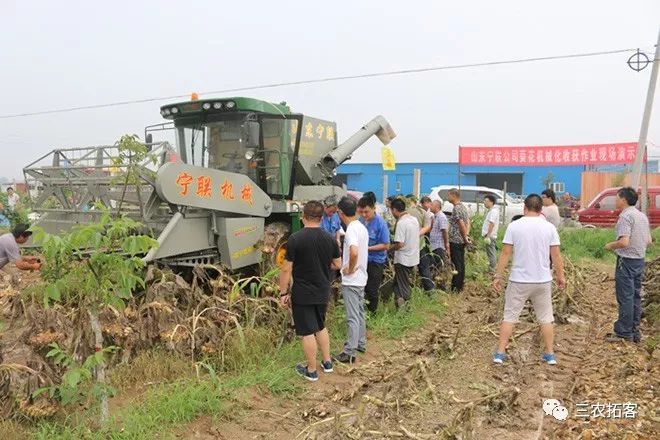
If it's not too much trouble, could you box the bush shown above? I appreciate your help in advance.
[469,213,485,243]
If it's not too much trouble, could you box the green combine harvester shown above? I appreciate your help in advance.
[24,96,395,270]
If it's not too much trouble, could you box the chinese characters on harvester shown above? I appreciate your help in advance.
[175,172,253,206]
[303,122,335,142]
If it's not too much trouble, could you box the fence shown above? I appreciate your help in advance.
[581,171,660,205]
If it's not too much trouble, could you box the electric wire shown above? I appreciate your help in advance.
[0,47,640,120]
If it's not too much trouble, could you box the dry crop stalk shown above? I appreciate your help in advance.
[444,387,520,440]
[170,306,224,369]
[417,360,438,403]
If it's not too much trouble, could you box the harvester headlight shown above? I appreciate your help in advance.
[212,102,223,110]
[202,102,211,110]
[161,109,170,116]
[170,107,179,114]
[225,101,236,109]
[244,149,256,160]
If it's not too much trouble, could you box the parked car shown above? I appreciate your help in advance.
[427,185,524,224]
[578,186,660,227]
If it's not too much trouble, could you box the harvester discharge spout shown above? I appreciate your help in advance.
[321,115,396,172]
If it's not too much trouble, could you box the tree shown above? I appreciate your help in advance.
[34,211,157,421]
[541,171,555,190]
[611,172,627,187]
[112,134,157,216]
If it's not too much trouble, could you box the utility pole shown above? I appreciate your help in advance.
[503,181,508,224]
[631,29,660,214]
[413,169,422,199]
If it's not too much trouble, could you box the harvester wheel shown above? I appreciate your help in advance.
[262,222,291,269]
[275,245,288,267]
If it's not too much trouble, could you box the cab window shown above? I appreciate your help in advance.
[460,190,477,203]
[597,195,617,210]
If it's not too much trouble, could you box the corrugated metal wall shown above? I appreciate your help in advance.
[581,172,660,205]
[337,162,584,199]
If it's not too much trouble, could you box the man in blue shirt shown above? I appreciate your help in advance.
[321,196,343,245]
[357,196,390,313]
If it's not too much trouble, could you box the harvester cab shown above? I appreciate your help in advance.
[24,97,395,271]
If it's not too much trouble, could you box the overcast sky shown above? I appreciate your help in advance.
[1,0,659,179]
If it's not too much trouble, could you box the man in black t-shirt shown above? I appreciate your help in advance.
[279,200,341,381]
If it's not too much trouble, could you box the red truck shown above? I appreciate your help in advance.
[578,186,660,227]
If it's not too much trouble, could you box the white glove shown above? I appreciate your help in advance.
[484,237,492,245]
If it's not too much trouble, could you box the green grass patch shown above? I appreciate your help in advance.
[367,289,445,339]
[26,290,445,439]
[33,380,228,440]
[559,227,660,262]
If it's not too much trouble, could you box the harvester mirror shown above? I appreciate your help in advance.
[243,121,260,148]
[145,133,153,151]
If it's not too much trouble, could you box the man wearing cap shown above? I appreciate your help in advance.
[0,225,41,278]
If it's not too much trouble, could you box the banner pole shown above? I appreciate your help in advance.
[458,146,462,189]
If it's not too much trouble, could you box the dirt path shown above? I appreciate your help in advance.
[176,264,658,439]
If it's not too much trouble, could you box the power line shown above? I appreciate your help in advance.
[0,47,639,120]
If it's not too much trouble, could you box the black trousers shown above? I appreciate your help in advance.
[365,262,385,313]
[393,263,413,303]
[449,242,466,292]
[418,246,435,292]
[431,248,448,291]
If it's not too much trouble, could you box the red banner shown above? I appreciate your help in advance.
[458,142,639,166]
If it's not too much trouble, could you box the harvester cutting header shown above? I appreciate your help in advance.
[24,96,396,270]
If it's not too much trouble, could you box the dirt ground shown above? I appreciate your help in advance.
[174,263,659,440]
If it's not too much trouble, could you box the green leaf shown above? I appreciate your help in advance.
[31,226,46,245]
[46,347,62,358]
[31,387,50,399]
[65,370,81,388]
[94,351,105,364]
[46,284,61,302]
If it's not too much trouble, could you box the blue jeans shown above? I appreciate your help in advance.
[614,256,645,340]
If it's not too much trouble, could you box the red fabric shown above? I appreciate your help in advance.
[458,143,640,166]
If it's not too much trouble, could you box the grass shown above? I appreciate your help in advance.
[0,421,30,440]
[109,349,192,392]
[367,289,446,339]
[559,227,660,262]
[17,289,445,440]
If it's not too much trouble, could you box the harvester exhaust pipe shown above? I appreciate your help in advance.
[321,115,396,171]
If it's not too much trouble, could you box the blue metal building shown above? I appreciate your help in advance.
[337,160,659,200]
[337,162,585,199]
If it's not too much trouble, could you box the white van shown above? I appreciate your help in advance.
[427,185,524,224]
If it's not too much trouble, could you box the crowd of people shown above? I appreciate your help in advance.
[0,184,651,383]
[277,187,652,381]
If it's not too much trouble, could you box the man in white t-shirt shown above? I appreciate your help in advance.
[482,195,500,273]
[390,198,420,309]
[6,187,20,210]
[492,194,566,365]
[334,196,369,363]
